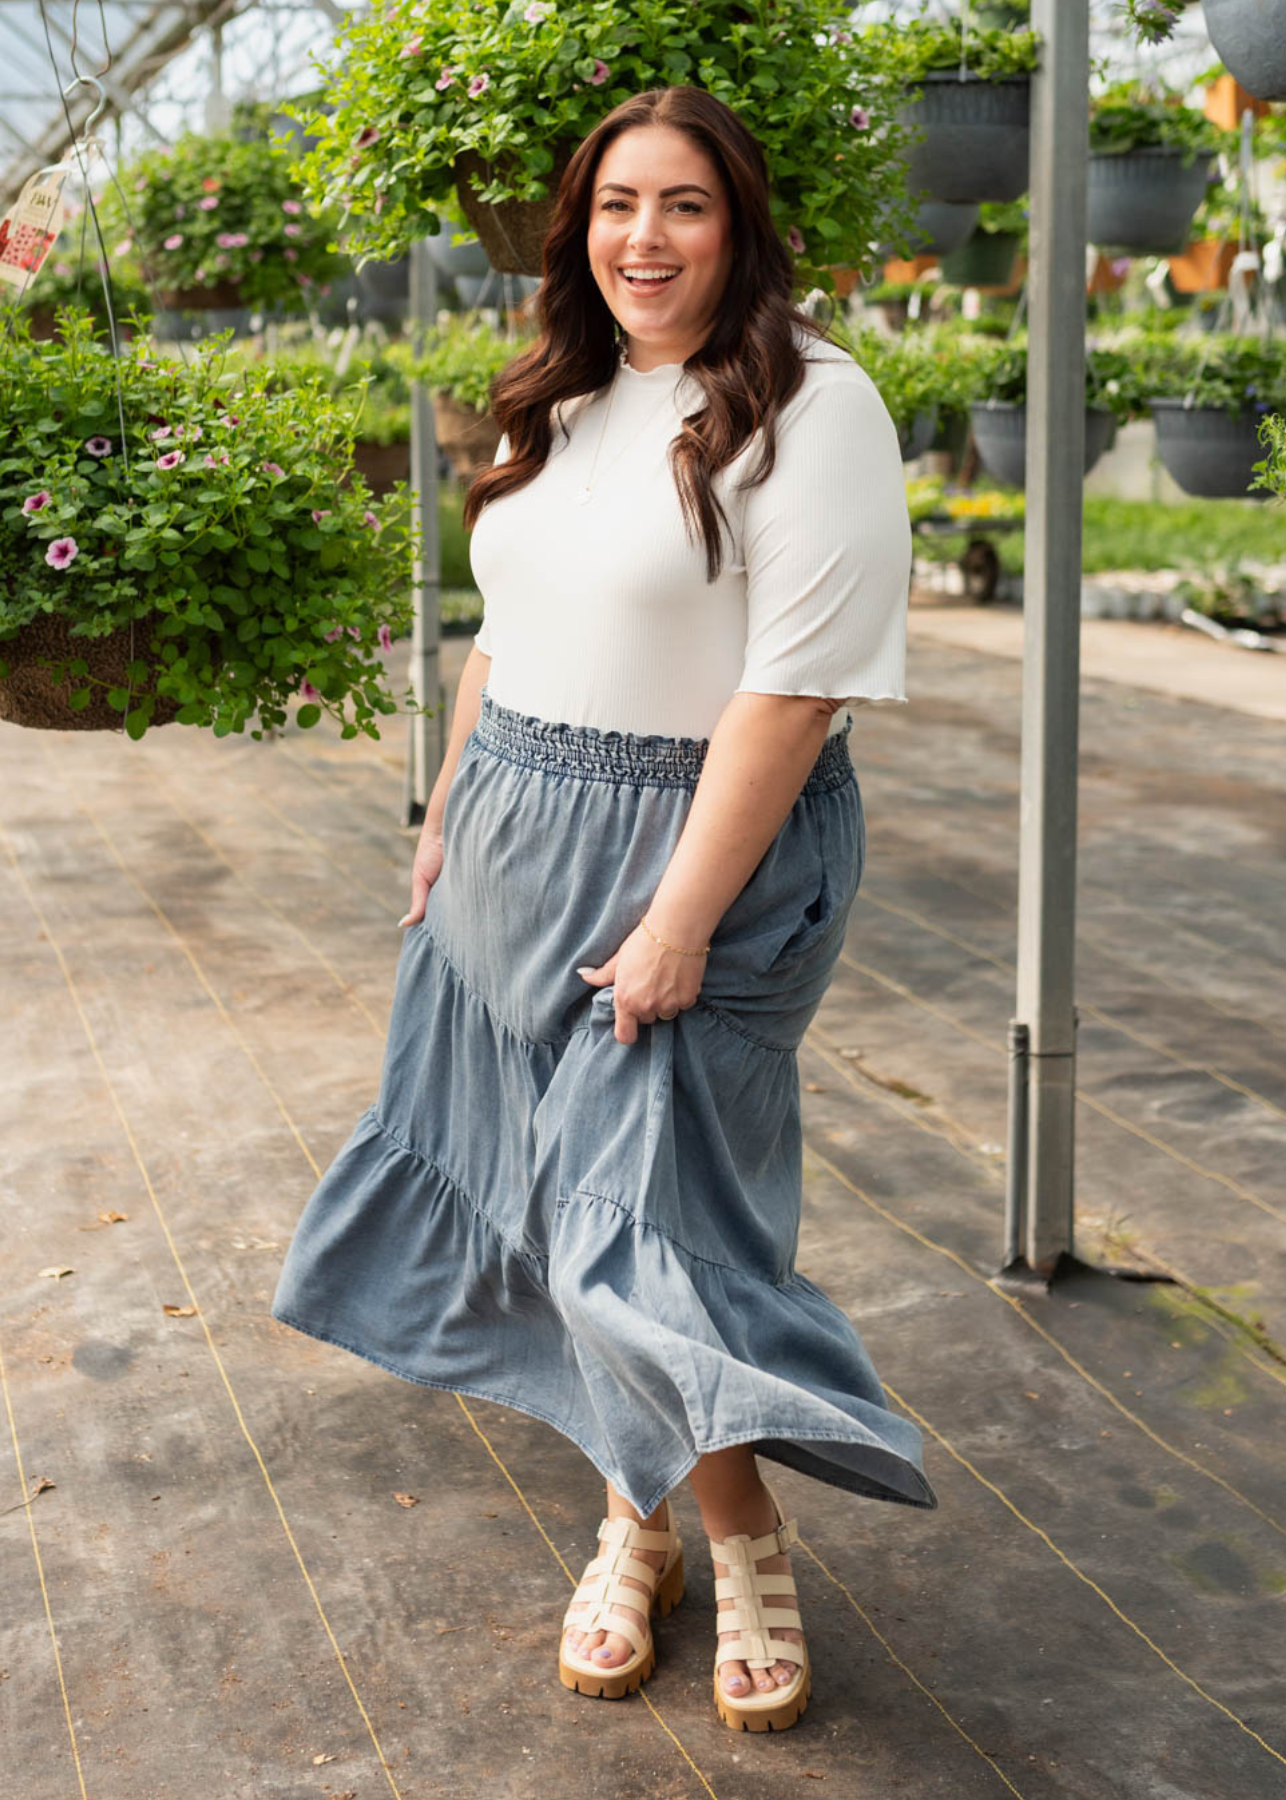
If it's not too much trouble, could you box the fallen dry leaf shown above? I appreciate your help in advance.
[37,1266,74,1280]
[100,1209,128,1223]
[312,1751,337,1765]
[1024,1391,1039,1400]
[803,1081,826,1092]
[393,1492,418,1508]
[162,1304,198,1317]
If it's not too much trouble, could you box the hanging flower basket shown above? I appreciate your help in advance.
[433,392,503,478]
[969,402,1117,487]
[1149,400,1271,498]
[1202,0,1286,104]
[157,277,246,311]
[910,200,982,258]
[901,73,1032,205]
[940,228,1022,289]
[452,145,578,277]
[899,407,939,463]
[1167,238,1238,294]
[1087,147,1214,254]
[0,313,416,739]
[425,223,490,282]
[351,438,411,497]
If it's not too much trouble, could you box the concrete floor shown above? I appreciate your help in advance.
[3,622,1285,1799]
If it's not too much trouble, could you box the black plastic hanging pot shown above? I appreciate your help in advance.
[899,407,939,462]
[969,402,1117,487]
[1087,148,1213,254]
[1149,399,1271,498]
[940,228,1022,288]
[901,72,1031,205]
[1201,0,1286,103]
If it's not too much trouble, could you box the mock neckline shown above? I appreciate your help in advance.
[617,343,689,384]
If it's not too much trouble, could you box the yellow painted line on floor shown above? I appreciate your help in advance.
[884,1383,1286,1770]
[3,826,404,1800]
[799,1112,1286,1542]
[15,795,725,1800]
[806,1004,1286,1398]
[859,888,1286,1128]
[836,948,1286,1230]
[0,1337,91,1799]
[795,1535,1031,1798]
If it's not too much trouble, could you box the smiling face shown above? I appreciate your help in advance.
[586,123,736,372]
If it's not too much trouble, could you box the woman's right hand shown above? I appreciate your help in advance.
[397,822,445,928]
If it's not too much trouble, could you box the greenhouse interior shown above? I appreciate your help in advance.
[3,0,1286,1794]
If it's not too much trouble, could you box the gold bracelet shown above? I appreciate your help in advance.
[640,914,710,957]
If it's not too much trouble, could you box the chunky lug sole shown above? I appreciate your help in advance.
[558,1503,685,1699]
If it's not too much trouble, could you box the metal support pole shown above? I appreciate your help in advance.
[403,239,445,829]
[1010,0,1088,1282]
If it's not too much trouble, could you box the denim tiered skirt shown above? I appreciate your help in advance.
[271,688,937,1520]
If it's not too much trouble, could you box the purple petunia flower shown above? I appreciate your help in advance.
[311,509,332,523]
[348,625,361,639]
[849,104,870,131]
[362,510,380,530]
[378,623,394,654]
[156,450,185,470]
[85,436,113,457]
[589,58,610,85]
[46,537,78,569]
[468,71,490,98]
[299,680,322,702]
[787,225,805,255]
[22,490,52,515]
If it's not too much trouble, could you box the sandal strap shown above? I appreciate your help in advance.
[716,1632,807,1673]
[706,1514,798,1565]
[708,1487,805,1673]
[561,1501,679,1653]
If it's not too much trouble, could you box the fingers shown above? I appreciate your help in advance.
[398,876,431,929]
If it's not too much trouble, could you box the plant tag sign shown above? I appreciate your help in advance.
[0,170,67,291]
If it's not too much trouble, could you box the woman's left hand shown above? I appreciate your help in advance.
[577,922,708,1046]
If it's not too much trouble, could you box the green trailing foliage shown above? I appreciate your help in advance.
[0,310,419,740]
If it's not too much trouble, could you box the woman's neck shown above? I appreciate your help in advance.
[622,331,705,373]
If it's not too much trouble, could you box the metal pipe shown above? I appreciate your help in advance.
[403,237,444,829]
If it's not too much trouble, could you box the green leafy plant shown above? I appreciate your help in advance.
[103,129,350,312]
[9,216,152,329]
[1142,333,1286,413]
[1089,81,1226,162]
[403,316,534,415]
[284,0,918,292]
[964,333,1151,420]
[1172,561,1284,628]
[876,18,1041,82]
[0,310,418,740]
[976,198,1029,239]
[1252,412,1286,499]
[229,338,416,444]
[830,321,977,438]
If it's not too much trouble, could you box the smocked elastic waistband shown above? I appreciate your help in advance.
[473,688,855,793]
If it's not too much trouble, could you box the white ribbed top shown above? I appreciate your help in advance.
[468,330,910,741]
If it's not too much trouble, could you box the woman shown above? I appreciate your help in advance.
[271,83,937,1735]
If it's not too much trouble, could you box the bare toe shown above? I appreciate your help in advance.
[721,1659,751,1695]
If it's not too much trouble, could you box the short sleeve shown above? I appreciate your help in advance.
[471,430,511,658]
[735,365,910,708]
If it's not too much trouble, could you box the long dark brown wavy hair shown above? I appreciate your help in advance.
[461,84,831,582]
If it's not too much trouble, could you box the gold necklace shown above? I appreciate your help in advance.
[574,350,682,505]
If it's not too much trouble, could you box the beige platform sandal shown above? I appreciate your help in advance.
[558,1497,685,1699]
[708,1483,811,1732]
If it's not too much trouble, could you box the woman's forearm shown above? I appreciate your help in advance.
[424,645,492,833]
[645,691,841,948]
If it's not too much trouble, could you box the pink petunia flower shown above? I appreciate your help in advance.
[263,461,286,478]
[435,66,458,90]
[468,71,490,97]
[46,537,78,569]
[113,238,133,257]
[164,233,184,250]
[523,1,549,19]
[216,231,250,249]
[299,680,322,703]
[378,623,394,654]
[354,125,380,149]
[281,198,303,214]
[311,509,332,523]
[787,225,805,255]
[362,510,380,530]
[831,27,852,44]
[156,450,185,470]
[589,58,610,84]
[194,267,207,282]
[323,626,345,642]
[203,451,230,467]
[85,436,113,457]
[22,491,52,515]
[399,35,423,56]
[283,222,302,237]
[283,247,298,261]
[176,423,203,440]
[199,195,219,210]
[849,105,870,130]
[150,425,172,441]
[348,625,362,640]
